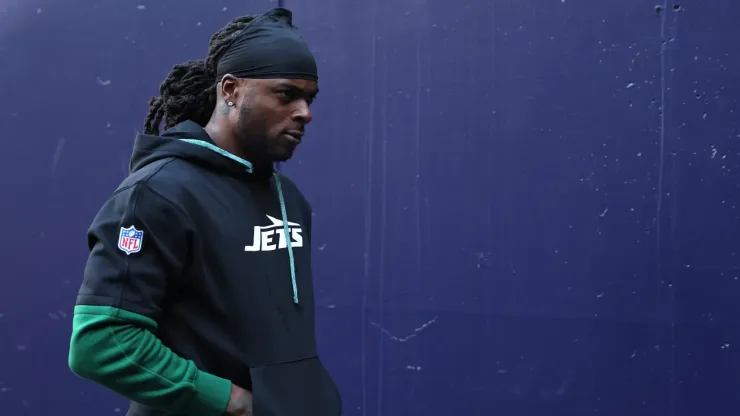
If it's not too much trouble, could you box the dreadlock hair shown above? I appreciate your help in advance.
[143,15,258,135]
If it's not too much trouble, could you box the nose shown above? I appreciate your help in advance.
[292,100,312,125]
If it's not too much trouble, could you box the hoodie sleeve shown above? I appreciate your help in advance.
[68,183,231,416]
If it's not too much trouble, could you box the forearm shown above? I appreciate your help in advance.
[68,305,231,416]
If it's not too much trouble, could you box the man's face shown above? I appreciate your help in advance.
[230,78,318,164]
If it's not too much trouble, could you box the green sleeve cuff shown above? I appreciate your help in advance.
[188,370,232,416]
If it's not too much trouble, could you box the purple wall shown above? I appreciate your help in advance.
[1,0,740,414]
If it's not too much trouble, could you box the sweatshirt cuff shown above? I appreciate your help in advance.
[188,370,231,416]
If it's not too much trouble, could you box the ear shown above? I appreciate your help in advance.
[219,74,240,104]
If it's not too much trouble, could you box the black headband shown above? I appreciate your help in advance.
[215,8,318,81]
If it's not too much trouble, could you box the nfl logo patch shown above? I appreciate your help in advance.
[118,225,144,255]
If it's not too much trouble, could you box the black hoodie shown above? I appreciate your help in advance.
[68,120,342,416]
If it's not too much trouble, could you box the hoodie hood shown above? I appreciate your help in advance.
[129,120,274,180]
[129,120,300,304]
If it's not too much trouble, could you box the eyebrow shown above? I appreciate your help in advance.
[275,81,319,98]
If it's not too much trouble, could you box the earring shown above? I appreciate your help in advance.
[227,101,234,107]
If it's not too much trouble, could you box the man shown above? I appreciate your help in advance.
[68,8,341,416]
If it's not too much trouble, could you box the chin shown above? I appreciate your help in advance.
[270,145,297,163]
[271,151,294,163]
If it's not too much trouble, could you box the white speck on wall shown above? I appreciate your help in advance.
[51,137,65,176]
[137,5,146,10]
[370,316,438,343]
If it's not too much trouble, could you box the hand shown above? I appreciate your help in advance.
[223,383,253,416]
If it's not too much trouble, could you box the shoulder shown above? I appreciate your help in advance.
[123,157,195,188]
[104,158,201,226]
[117,158,202,206]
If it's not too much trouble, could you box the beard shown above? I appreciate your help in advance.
[235,100,297,165]
[234,102,271,166]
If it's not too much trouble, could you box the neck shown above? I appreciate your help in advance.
[204,120,236,154]
[204,120,273,174]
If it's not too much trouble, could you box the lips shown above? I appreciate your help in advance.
[284,130,304,143]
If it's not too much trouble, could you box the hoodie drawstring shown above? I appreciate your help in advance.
[179,139,299,304]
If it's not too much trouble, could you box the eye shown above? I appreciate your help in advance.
[275,88,315,105]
